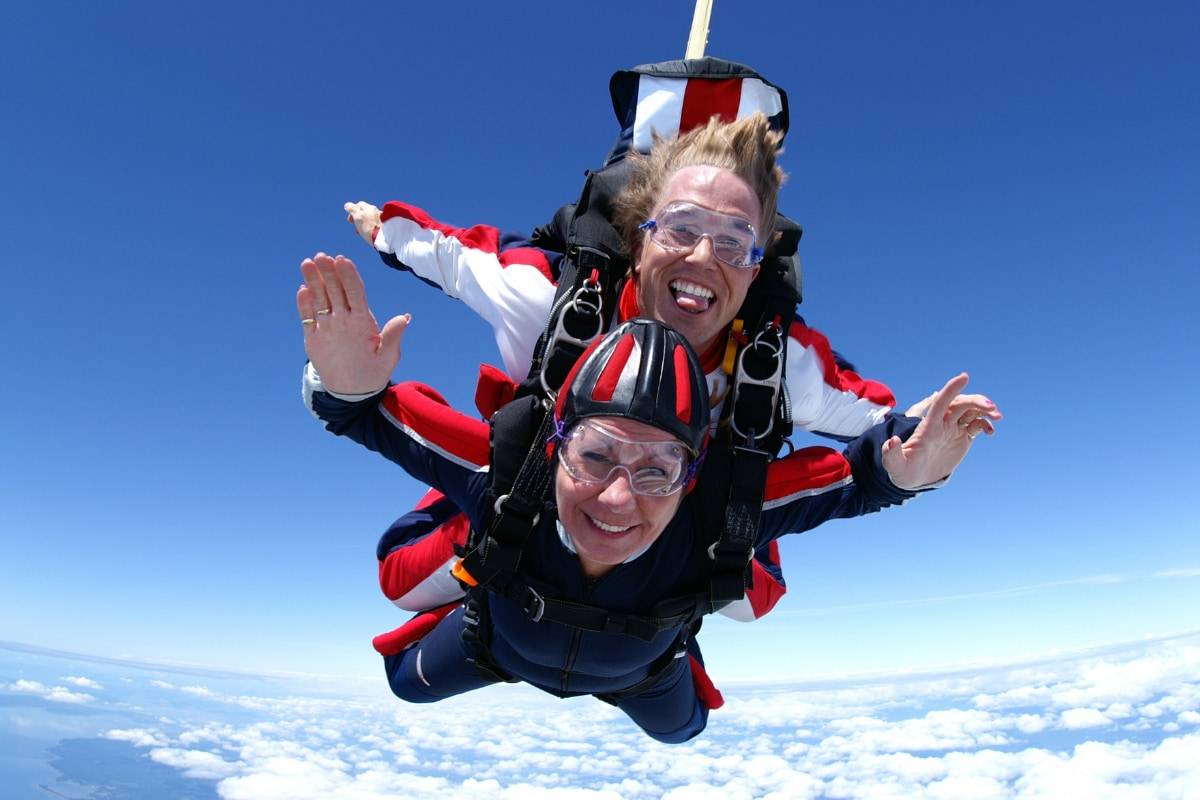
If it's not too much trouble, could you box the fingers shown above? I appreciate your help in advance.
[946,392,1002,434]
[299,257,331,314]
[297,285,317,336]
[314,252,350,313]
[962,418,996,440]
[333,255,367,312]
[925,372,969,426]
[299,253,363,319]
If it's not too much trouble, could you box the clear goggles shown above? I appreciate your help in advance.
[556,419,694,497]
[639,201,765,268]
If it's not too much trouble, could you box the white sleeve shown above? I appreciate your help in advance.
[377,215,556,380]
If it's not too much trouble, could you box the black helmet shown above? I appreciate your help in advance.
[555,319,710,456]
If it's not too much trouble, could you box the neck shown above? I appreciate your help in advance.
[578,555,611,580]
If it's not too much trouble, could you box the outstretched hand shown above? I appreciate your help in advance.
[297,253,410,395]
[345,201,382,246]
[882,373,1000,490]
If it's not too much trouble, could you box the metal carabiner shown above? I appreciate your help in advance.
[729,321,785,444]
[539,280,606,397]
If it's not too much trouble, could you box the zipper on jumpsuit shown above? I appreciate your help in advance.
[558,576,599,692]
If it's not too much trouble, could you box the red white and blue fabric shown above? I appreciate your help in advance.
[604,59,790,163]
[618,73,786,155]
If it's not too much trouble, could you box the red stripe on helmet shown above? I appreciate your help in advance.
[679,78,742,133]
[673,344,692,425]
[592,333,635,402]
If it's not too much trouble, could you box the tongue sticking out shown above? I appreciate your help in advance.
[673,288,712,313]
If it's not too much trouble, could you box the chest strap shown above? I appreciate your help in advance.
[487,573,707,642]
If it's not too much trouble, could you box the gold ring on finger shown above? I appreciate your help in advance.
[301,318,316,325]
[316,307,332,316]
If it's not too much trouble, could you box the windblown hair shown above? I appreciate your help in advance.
[613,113,786,260]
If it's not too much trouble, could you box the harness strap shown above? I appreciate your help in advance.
[523,163,632,400]
[594,625,694,705]
[460,591,518,683]
[457,398,556,586]
[709,442,772,605]
[488,574,706,642]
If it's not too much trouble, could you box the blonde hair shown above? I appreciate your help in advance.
[613,113,786,259]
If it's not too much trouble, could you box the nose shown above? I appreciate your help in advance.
[683,235,720,268]
[596,468,637,510]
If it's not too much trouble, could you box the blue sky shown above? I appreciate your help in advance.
[2,0,1197,685]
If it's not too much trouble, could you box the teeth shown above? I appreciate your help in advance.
[670,280,714,299]
[589,516,632,533]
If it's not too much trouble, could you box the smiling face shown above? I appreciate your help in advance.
[633,165,763,355]
[554,416,687,579]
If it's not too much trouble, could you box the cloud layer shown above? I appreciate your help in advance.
[90,635,1200,799]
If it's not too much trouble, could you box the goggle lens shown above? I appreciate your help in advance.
[558,421,690,496]
[640,202,764,268]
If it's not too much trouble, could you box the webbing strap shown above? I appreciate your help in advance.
[594,628,691,705]
[524,163,631,398]
[489,576,704,642]
[459,403,556,586]
[709,443,771,605]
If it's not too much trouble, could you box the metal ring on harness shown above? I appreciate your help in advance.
[493,493,541,527]
[539,281,606,398]
[729,322,785,444]
[706,540,757,562]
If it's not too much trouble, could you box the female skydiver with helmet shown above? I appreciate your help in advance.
[298,254,997,742]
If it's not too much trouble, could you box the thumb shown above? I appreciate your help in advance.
[881,435,905,476]
[379,313,411,360]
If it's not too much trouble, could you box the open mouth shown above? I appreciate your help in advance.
[669,279,714,314]
[585,514,635,536]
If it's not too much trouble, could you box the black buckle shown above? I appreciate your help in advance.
[567,245,611,272]
[523,586,546,623]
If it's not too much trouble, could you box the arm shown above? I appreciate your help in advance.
[783,318,897,441]
[346,200,561,380]
[760,373,997,541]
[297,253,491,521]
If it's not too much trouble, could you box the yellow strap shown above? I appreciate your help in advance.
[722,318,744,375]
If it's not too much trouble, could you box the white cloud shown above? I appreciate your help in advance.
[105,728,170,748]
[1059,707,1112,730]
[149,748,242,780]
[5,679,94,704]
[60,675,102,689]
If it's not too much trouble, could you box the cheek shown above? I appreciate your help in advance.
[554,471,581,517]
[641,496,682,532]
[728,268,758,305]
